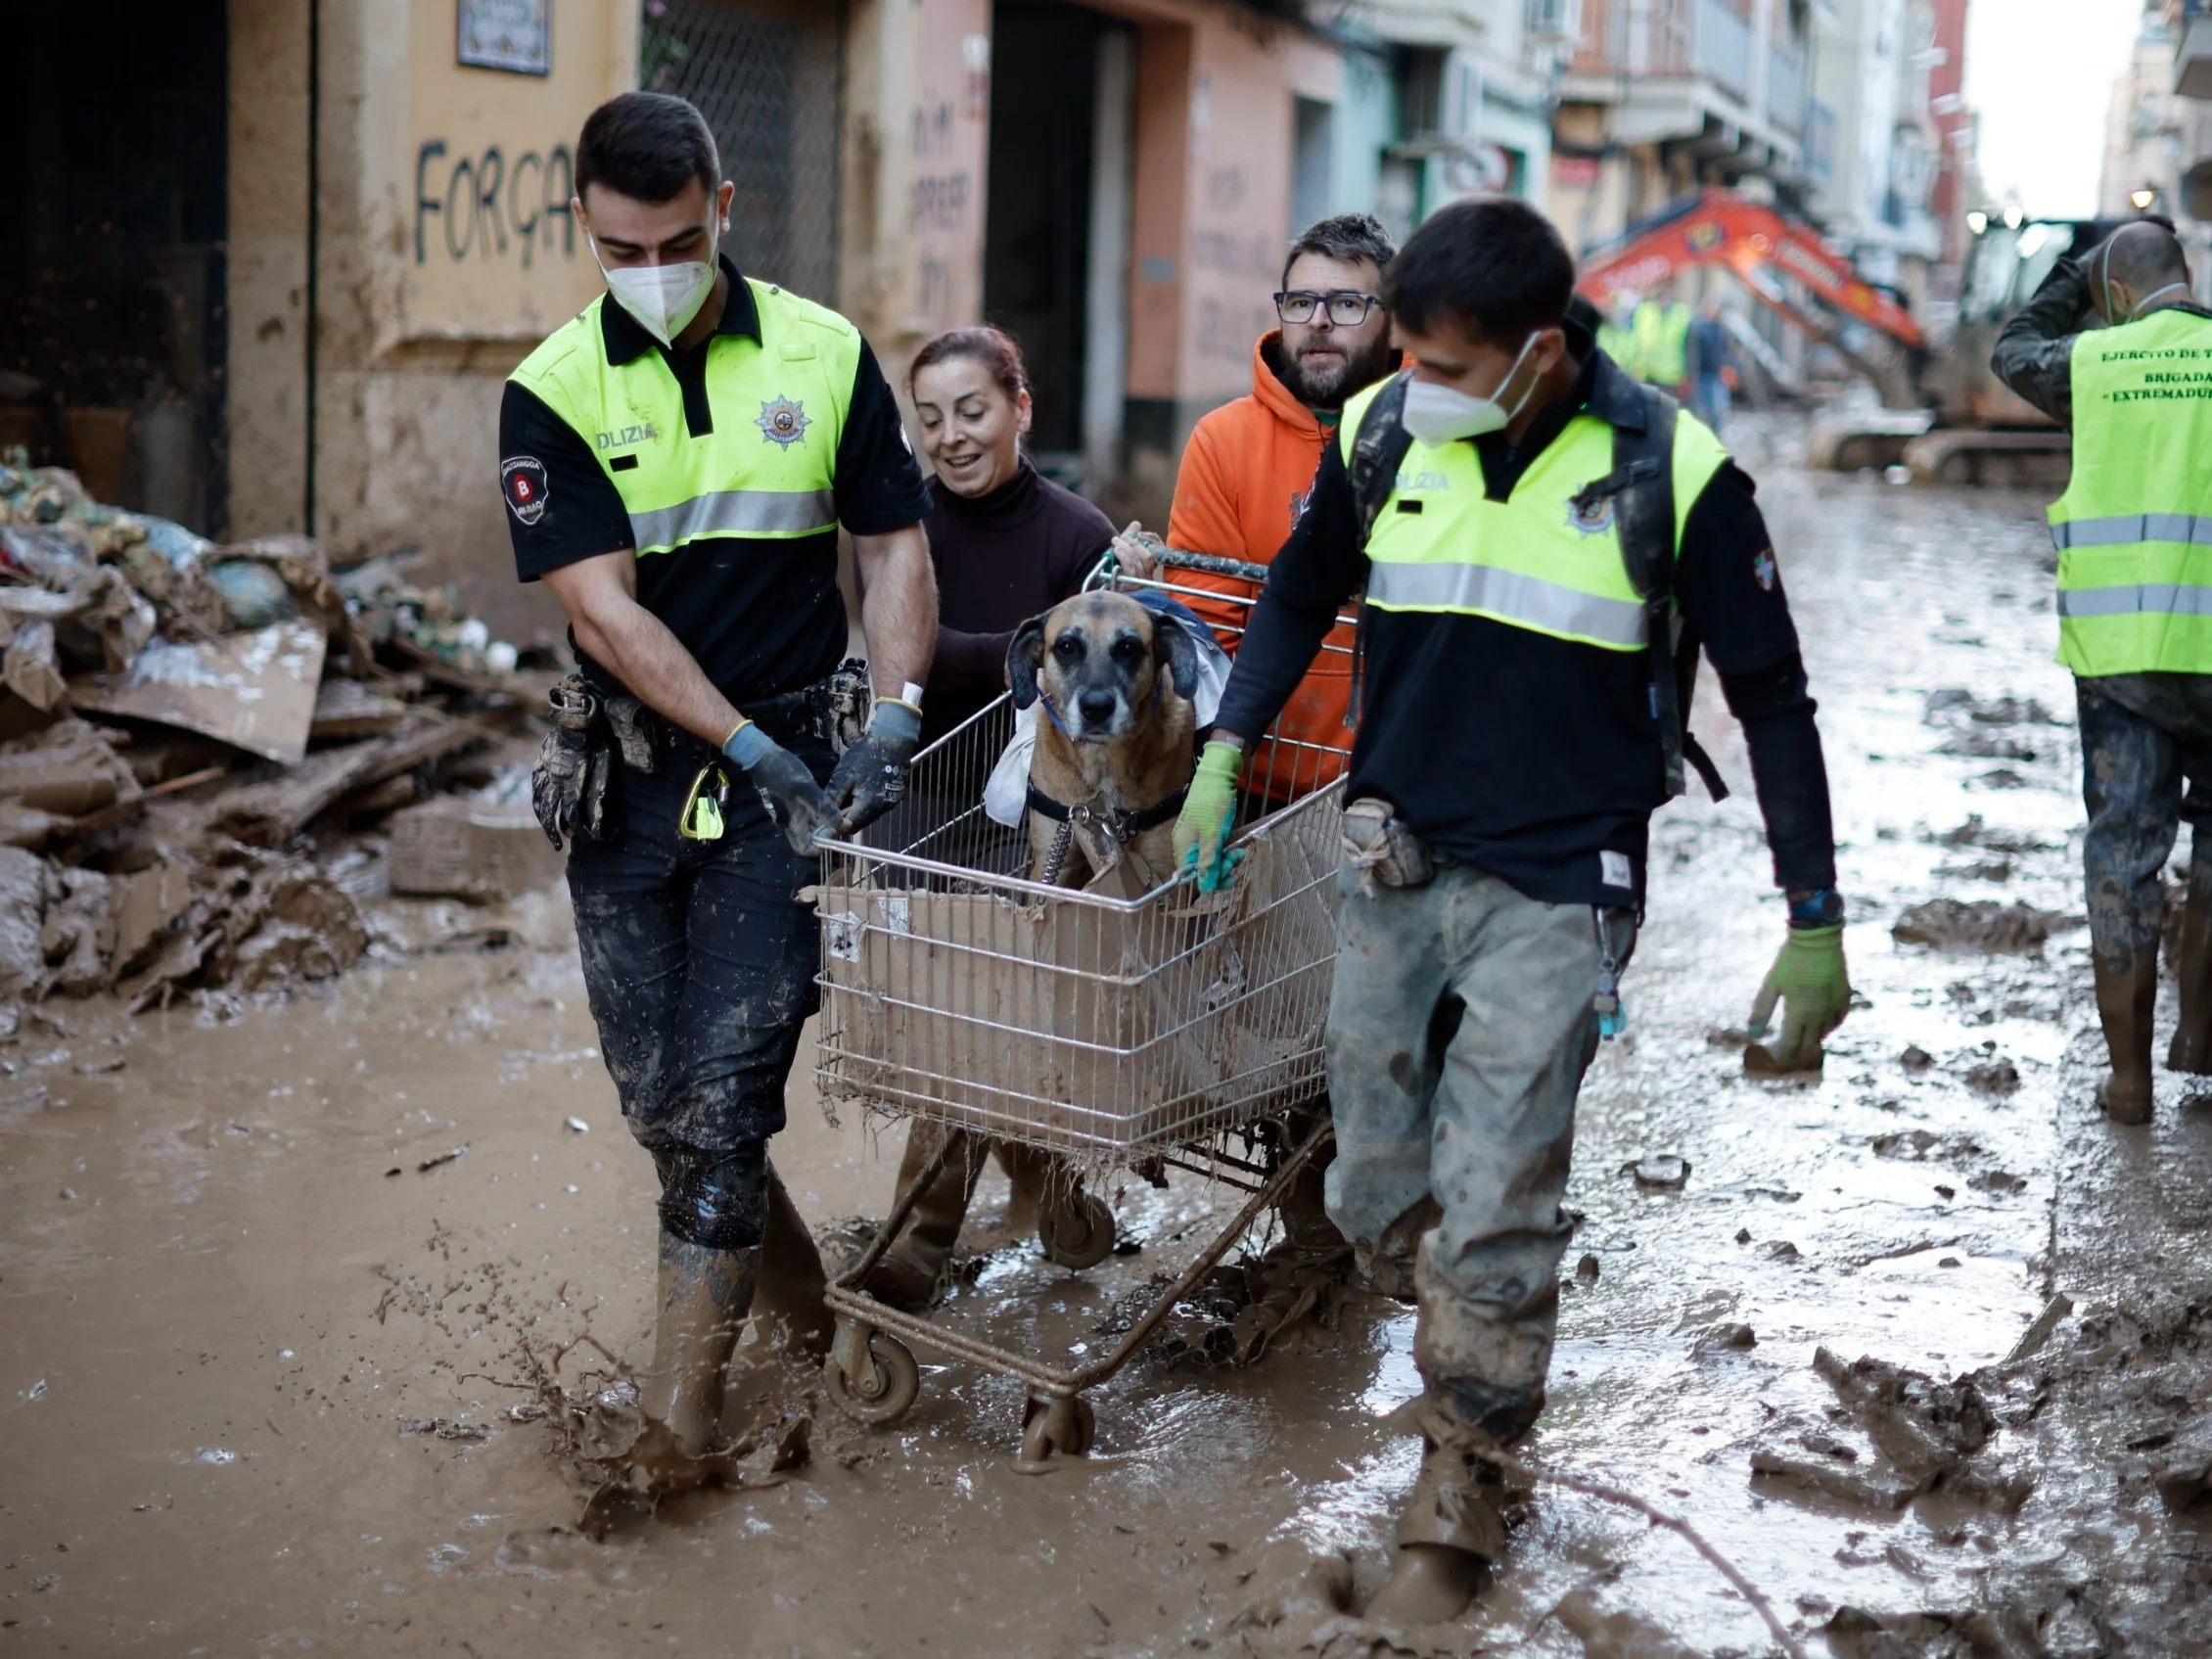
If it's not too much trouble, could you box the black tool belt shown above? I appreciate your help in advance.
[597,658,871,775]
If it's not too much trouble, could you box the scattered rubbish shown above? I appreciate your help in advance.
[0,451,558,1014]
[1964,1057,2020,1095]
[400,1416,490,1442]
[389,783,565,904]
[1892,898,2064,953]
[1628,1154,1690,1189]
[564,1115,588,1134]
[415,1144,470,1174]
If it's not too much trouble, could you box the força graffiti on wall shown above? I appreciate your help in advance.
[414,139,578,268]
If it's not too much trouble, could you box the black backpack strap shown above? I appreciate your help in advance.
[1343,372,1416,727]
[1577,374,1729,803]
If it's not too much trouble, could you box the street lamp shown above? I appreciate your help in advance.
[2132,187,2159,211]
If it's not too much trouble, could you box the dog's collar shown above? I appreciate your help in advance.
[1025,782,1188,846]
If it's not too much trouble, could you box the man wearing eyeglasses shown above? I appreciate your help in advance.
[1159,216,1400,1267]
[1169,215,1399,694]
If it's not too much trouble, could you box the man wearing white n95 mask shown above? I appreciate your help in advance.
[498,92,936,1472]
[1174,198,1847,1623]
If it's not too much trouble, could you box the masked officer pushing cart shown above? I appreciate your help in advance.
[500,92,936,1464]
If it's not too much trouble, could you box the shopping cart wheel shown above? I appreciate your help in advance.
[1021,1392,1096,1461]
[823,1320,920,1427]
[1038,1192,1116,1271]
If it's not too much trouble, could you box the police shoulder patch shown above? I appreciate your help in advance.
[502,456,550,526]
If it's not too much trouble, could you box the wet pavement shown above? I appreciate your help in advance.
[3,420,2209,1656]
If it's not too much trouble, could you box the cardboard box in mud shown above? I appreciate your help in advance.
[812,787,1346,1160]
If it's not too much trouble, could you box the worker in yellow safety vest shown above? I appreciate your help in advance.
[1175,199,1850,1624]
[501,91,940,1470]
[1629,286,1694,395]
[1993,218,2212,1126]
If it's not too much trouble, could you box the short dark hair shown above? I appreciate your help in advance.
[1384,199,1576,344]
[576,92,720,205]
[1281,213,1397,289]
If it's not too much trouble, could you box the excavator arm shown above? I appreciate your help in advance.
[1578,188,1925,356]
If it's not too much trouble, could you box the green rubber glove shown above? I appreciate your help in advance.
[1174,740,1245,892]
[1747,923,1851,1072]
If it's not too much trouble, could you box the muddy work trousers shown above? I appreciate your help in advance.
[2077,673,2212,970]
[1324,861,1621,1441]
[565,733,834,1250]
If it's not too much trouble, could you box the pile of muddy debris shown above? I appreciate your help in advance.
[0,450,559,1008]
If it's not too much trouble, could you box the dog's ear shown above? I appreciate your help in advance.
[1007,614,1048,710]
[1152,610,1201,701]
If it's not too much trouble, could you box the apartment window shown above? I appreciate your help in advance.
[1292,98,1334,232]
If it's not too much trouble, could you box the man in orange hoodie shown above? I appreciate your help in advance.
[1168,212,1398,799]
[1165,214,1398,1267]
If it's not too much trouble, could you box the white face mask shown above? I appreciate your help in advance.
[590,217,723,347]
[1400,333,1544,445]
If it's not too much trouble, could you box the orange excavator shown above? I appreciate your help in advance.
[1577,189,2124,481]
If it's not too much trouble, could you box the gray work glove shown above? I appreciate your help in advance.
[724,721,838,855]
[532,675,612,850]
[825,698,923,836]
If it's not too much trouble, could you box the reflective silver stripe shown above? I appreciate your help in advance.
[2051,513,2212,550]
[628,488,836,548]
[1366,561,1648,646]
[2057,583,2212,619]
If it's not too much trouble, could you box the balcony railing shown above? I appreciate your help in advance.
[1573,0,1766,107]
[1695,0,1750,99]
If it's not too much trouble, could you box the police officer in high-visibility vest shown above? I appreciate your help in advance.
[501,93,937,1469]
[1175,199,1849,1624]
[1994,219,2212,1126]
[1630,285,1694,396]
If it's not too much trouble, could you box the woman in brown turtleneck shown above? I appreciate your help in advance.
[908,327,1144,744]
[858,326,1126,1309]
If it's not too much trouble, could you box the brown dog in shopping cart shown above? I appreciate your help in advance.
[1008,590,1204,894]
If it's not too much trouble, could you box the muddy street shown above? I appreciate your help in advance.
[3,427,2209,1655]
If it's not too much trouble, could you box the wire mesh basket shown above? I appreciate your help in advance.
[813,554,1357,1162]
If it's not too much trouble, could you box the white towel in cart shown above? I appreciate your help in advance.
[983,595,1232,829]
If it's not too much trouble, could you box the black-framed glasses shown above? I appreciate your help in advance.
[1274,290,1383,327]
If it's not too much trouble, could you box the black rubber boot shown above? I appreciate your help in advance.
[2170,849,2212,1075]
[2096,949,2159,1126]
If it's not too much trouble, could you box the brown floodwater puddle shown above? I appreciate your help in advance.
[4,438,2208,1654]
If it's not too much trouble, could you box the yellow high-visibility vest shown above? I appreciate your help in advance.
[2049,306,2212,676]
[510,277,860,558]
[1339,377,1728,653]
[1631,300,1692,387]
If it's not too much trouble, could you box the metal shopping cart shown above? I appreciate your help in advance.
[811,551,1358,1462]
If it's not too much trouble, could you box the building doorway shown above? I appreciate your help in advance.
[983,1,1132,491]
[0,3,228,535]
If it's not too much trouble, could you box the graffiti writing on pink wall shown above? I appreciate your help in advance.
[414,140,577,266]
[910,171,972,232]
